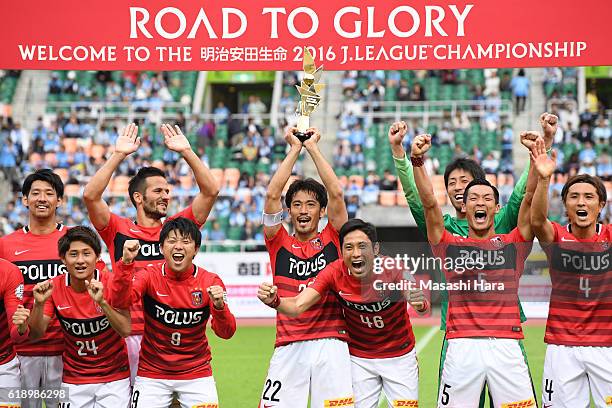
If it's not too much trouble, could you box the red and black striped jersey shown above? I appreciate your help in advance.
[0,258,28,365]
[0,224,68,356]
[266,223,348,347]
[96,207,201,335]
[432,229,532,340]
[43,269,130,384]
[310,259,416,359]
[543,222,611,347]
[116,261,236,380]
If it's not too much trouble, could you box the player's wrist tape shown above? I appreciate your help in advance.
[262,210,284,226]
[410,155,425,167]
[267,294,281,309]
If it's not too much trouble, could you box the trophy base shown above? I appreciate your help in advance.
[293,131,311,143]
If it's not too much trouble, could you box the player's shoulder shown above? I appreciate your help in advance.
[196,267,223,284]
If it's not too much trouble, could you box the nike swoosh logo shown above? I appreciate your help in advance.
[14,250,30,255]
[57,305,72,310]
[291,244,301,249]
[338,291,352,296]
[561,237,576,242]
[129,229,142,233]
[156,291,169,297]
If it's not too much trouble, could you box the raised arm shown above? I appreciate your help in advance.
[263,128,303,239]
[257,282,321,318]
[83,123,140,230]
[207,283,236,339]
[161,124,219,225]
[86,279,131,338]
[411,135,445,244]
[388,121,428,236]
[497,113,556,229]
[517,140,540,241]
[530,138,557,243]
[303,128,348,231]
[28,281,53,339]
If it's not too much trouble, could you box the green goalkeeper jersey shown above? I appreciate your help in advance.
[393,154,529,329]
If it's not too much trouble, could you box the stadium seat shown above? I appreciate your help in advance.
[348,175,364,189]
[379,191,396,206]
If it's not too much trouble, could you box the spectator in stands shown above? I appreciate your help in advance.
[500,71,512,93]
[498,172,514,205]
[63,115,81,138]
[452,109,470,130]
[346,195,360,218]
[578,141,597,164]
[471,146,483,164]
[0,141,18,187]
[409,83,425,101]
[484,69,500,97]
[597,151,611,180]
[481,153,499,174]
[349,145,365,172]
[510,69,529,114]
[472,85,486,110]
[452,144,468,160]
[229,205,246,227]
[242,139,258,162]
[341,71,357,93]
[63,71,79,94]
[441,69,458,85]
[593,118,610,144]
[397,79,410,101]
[349,123,366,147]
[362,177,380,206]
[49,72,62,94]
[379,169,397,191]
[484,106,501,131]
[214,101,231,124]
[210,221,226,241]
[248,95,267,124]
[424,155,440,177]
[578,159,597,177]
[437,122,454,145]
[565,152,580,176]
[9,122,30,157]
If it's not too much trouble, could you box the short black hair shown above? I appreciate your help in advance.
[339,218,377,248]
[128,167,166,207]
[159,217,202,249]
[22,169,64,198]
[58,226,102,258]
[463,179,499,204]
[561,174,607,204]
[443,159,486,189]
[285,178,328,209]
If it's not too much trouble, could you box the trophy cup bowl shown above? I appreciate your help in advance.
[293,48,324,143]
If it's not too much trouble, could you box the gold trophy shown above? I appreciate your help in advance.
[294,47,325,142]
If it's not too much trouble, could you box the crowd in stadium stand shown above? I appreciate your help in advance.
[0,68,610,237]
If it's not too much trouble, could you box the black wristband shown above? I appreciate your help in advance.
[267,294,281,309]
[410,155,425,167]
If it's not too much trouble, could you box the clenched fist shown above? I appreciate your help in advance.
[257,282,278,305]
[122,240,141,265]
[33,280,53,305]
[207,285,226,310]
[12,305,30,335]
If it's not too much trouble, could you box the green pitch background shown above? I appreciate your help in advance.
[209,323,549,407]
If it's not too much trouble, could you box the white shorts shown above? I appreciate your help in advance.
[18,355,63,408]
[125,335,142,386]
[259,338,354,408]
[542,344,612,408]
[59,378,130,408]
[438,338,535,408]
[351,350,418,408]
[131,376,218,408]
[0,356,21,405]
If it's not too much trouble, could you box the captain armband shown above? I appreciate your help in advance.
[262,210,284,227]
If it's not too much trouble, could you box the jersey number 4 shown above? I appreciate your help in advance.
[360,314,385,329]
[76,340,98,356]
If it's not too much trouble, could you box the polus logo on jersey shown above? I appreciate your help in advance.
[324,397,354,407]
[501,399,536,408]
[191,290,203,306]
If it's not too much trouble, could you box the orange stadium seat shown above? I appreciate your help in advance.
[379,191,396,206]
[62,138,78,154]
[224,168,240,190]
[54,168,69,183]
[64,184,80,197]
[348,175,364,189]
[396,191,408,207]
[485,174,497,186]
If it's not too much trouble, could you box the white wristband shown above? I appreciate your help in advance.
[262,210,284,226]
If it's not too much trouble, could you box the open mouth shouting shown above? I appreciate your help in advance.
[454,194,464,202]
[575,209,589,221]
[351,259,365,274]
[474,210,487,224]
[297,216,311,229]
[172,253,185,264]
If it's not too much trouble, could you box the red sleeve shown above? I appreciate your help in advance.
[43,294,55,319]
[169,206,203,228]
[208,274,236,340]
[3,263,29,342]
[507,227,527,243]
[107,261,134,310]
[431,230,454,258]
[96,212,120,246]
[309,261,337,295]
[264,225,289,255]
[0,237,6,258]
[550,222,563,242]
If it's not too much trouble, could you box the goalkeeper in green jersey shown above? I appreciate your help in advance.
[389,113,557,406]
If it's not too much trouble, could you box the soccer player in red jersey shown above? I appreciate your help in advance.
[113,217,235,408]
[26,226,132,408]
[259,127,353,408]
[0,258,29,405]
[0,169,69,408]
[412,133,538,407]
[83,123,219,384]
[530,138,612,407]
[259,219,429,407]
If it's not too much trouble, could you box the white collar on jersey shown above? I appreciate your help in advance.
[65,268,100,286]
[567,223,602,235]
[23,223,63,234]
